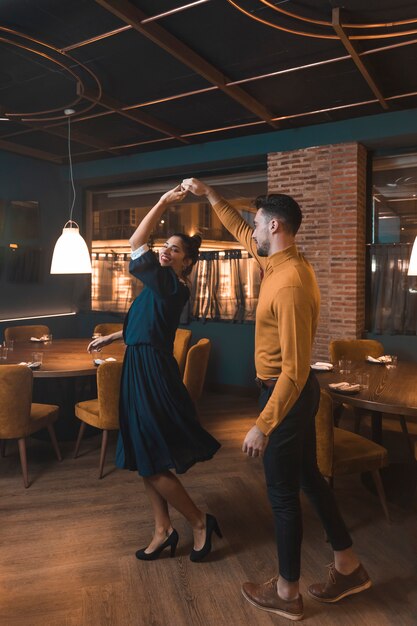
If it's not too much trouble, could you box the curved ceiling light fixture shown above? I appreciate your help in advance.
[226,1,417,40]
[50,110,92,274]
[0,26,102,122]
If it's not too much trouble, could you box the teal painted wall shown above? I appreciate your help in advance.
[0,150,89,334]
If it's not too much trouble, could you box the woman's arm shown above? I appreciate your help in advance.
[87,330,123,353]
[129,185,187,251]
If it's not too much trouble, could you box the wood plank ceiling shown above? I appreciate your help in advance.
[1,0,417,163]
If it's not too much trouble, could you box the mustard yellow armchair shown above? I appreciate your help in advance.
[74,360,123,478]
[183,338,211,404]
[315,389,389,522]
[329,339,384,363]
[4,324,50,342]
[174,328,192,376]
[93,323,123,336]
[0,365,61,487]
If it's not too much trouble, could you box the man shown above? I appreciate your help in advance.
[181,178,371,621]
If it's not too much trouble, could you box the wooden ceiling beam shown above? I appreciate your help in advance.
[80,86,189,143]
[0,139,62,163]
[95,0,279,128]
[43,124,121,155]
[332,8,389,111]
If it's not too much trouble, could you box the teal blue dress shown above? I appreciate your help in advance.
[116,249,220,476]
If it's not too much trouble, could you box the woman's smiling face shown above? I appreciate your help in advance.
[159,236,191,276]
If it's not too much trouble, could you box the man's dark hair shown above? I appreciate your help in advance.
[255,194,302,235]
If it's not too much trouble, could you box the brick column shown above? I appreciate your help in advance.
[268,142,367,361]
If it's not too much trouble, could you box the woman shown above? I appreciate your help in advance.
[88,185,221,562]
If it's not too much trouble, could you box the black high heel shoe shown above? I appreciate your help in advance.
[135,529,179,561]
[190,514,222,562]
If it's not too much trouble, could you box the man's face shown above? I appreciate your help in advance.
[252,209,271,257]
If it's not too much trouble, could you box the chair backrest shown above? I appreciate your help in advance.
[93,323,123,336]
[96,361,123,429]
[315,389,334,478]
[4,325,50,342]
[0,365,33,438]
[173,328,192,376]
[183,338,211,404]
[329,339,384,363]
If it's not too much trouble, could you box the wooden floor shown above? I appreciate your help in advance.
[1,393,416,626]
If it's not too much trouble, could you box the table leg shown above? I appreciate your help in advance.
[371,411,383,444]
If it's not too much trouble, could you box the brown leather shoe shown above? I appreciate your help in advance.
[241,577,304,621]
[308,563,371,603]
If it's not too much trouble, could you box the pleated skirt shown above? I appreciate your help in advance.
[116,344,220,476]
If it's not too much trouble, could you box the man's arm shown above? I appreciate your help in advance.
[182,178,263,264]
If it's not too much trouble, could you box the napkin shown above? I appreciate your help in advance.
[329,382,361,391]
[30,335,49,342]
[94,357,117,366]
[19,361,41,369]
[311,361,333,371]
[366,355,391,363]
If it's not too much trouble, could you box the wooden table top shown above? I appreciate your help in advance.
[316,360,417,418]
[3,338,125,378]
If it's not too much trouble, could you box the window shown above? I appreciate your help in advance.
[87,171,267,315]
[370,154,417,334]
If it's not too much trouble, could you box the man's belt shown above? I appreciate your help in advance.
[255,376,278,389]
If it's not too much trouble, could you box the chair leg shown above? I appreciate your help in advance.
[353,408,362,434]
[47,424,62,462]
[17,437,29,488]
[399,415,416,463]
[372,470,390,523]
[98,430,109,479]
[0,439,6,457]
[74,421,86,459]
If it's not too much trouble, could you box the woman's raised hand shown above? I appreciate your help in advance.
[160,184,187,205]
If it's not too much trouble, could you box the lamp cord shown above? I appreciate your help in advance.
[68,115,76,223]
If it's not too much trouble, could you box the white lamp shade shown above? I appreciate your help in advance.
[408,237,417,276]
[50,222,92,274]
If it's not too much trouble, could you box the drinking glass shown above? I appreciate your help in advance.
[338,359,352,375]
[44,334,53,345]
[32,352,43,365]
[4,339,14,351]
[388,355,398,368]
[0,346,8,360]
[357,372,370,389]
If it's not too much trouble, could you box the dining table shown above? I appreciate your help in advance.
[3,338,125,440]
[315,359,417,505]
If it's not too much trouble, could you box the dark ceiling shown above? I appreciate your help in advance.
[1,0,417,164]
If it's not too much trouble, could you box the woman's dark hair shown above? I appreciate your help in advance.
[255,194,302,235]
[172,233,202,277]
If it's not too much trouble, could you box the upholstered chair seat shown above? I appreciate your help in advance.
[0,365,61,487]
[4,324,51,342]
[315,389,389,522]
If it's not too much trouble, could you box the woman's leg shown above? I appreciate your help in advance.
[142,477,174,553]
[147,470,207,549]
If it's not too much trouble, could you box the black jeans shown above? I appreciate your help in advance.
[260,370,352,582]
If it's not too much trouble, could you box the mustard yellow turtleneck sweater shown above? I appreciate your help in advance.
[212,198,320,436]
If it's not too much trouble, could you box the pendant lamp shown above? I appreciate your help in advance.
[408,237,417,276]
[50,109,92,274]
